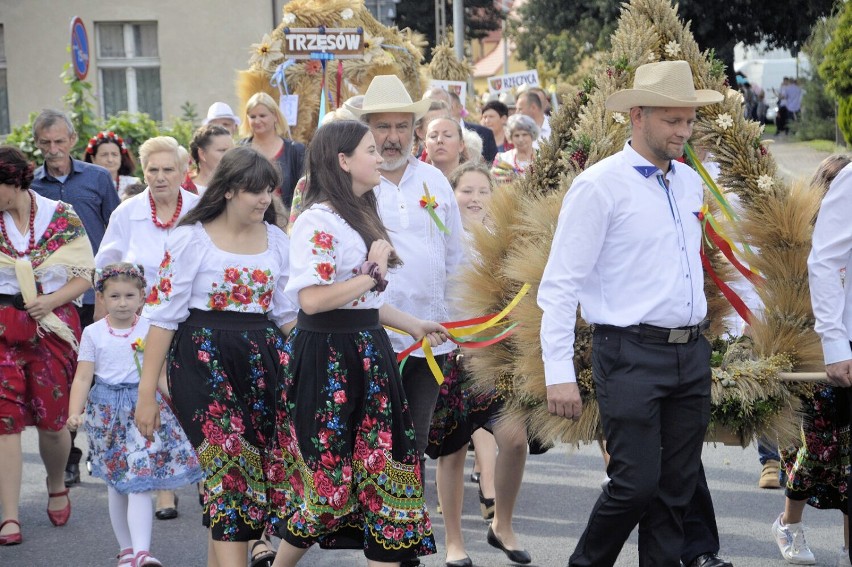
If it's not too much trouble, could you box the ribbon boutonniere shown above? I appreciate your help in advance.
[420,182,450,234]
[131,338,145,377]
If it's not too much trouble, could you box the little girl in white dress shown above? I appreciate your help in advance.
[67,263,201,567]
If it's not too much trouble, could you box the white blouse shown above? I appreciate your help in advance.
[286,204,383,310]
[0,192,72,295]
[78,317,150,386]
[96,187,200,294]
[142,222,297,330]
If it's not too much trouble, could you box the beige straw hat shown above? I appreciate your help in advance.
[345,75,431,120]
[605,61,723,112]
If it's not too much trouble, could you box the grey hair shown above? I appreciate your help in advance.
[507,113,540,140]
[33,109,75,139]
[139,136,190,175]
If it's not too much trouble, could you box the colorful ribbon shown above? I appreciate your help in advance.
[700,249,754,325]
[270,59,296,95]
[392,283,531,384]
[421,182,450,234]
[336,60,343,109]
[696,206,765,286]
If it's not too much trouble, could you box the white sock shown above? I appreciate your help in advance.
[107,487,132,551]
[127,491,154,554]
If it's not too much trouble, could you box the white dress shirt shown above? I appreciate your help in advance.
[532,115,552,150]
[808,163,852,364]
[375,157,465,356]
[538,141,707,385]
[96,187,200,294]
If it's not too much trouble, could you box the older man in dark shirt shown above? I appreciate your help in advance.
[30,108,120,485]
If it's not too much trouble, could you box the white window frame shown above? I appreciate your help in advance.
[95,22,161,119]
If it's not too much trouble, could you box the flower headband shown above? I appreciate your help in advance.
[94,264,146,292]
[85,131,129,156]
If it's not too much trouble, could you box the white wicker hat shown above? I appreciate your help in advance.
[605,61,723,112]
[345,75,431,120]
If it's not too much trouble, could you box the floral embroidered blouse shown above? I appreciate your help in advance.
[0,192,89,295]
[285,204,383,310]
[143,221,297,330]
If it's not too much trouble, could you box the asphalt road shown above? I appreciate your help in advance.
[2,429,849,567]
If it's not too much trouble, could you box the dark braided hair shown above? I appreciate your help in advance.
[0,146,35,190]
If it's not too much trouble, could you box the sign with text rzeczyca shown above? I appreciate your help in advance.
[283,28,364,60]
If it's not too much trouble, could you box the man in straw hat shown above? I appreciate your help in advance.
[345,76,465,560]
[538,60,725,566]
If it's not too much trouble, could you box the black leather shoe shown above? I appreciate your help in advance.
[155,495,179,520]
[688,553,733,567]
[446,556,472,567]
[63,463,80,487]
[486,526,531,564]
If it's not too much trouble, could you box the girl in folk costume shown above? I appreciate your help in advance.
[0,145,94,545]
[66,263,201,567]
[271,121,448,567]
[134,146,297,567]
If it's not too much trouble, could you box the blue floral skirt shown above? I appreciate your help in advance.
[85,380,202,494]
[168,309,290,541]
[274,309,436,563]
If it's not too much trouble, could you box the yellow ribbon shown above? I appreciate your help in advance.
[387,283,531,384]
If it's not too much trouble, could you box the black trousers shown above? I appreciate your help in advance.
[569,328,712,567]
[400,355,445,458]
[681,464,721,565]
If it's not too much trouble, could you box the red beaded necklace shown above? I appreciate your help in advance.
[0,190,37,257]
[149,192,182,229]
[105,314,139,338]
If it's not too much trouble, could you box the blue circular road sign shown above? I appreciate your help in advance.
[70,16,90,80]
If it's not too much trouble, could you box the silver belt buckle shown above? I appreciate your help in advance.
[667,329,690,343]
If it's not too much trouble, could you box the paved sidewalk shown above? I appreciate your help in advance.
[767,136,841,183]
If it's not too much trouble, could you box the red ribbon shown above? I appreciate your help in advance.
[701,249,754,325]
[698,212,765,287]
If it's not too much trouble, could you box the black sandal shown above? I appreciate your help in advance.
[250,539,275,567]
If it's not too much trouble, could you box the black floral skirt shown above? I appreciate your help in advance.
[273,309,436,562]
[782,385,850,511]
[426,349,497,459]
[168,309,289,541]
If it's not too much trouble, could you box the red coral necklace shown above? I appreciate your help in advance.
[149,192,182,229]
[0,190,37,257]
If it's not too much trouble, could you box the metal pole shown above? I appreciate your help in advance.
[453,0,464,62]
[435,0,441,45]
[502,19,509,74]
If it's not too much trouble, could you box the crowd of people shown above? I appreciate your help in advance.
[0,61,851,567]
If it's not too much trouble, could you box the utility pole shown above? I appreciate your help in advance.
[452,0,464,62]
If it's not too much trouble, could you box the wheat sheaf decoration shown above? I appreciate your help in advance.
[461,0,818,448]
[237,0,426,143]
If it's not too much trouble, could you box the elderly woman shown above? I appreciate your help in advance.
[239,92,305,208]
[0,145,94,545]
[84,131,141,197]
[491,114,540,183]
[184,125,234,196]
[95,135,201,522]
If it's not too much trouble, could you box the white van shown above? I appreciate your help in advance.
[734,57,809,121]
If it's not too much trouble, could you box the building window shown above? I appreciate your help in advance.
[0,25,9,135]
[96,22,161,121]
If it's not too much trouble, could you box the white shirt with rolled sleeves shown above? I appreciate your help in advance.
[808,163,852,364]
[374,157,465,357]
[538,141,708,385]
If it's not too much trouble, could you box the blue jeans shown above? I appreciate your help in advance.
[757,436,780,464]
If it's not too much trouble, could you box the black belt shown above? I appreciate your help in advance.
[592,320,710,344]
[0,293,26,311]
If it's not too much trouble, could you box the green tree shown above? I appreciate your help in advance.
[395,0,503,61]
[819,0,852,99]
[793,13,840,141]
[60,64,100,157]
[511,0,837,81]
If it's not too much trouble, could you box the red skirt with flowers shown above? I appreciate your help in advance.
[167,309,289,541]
[0,302,80,434]
[273,309,436,563]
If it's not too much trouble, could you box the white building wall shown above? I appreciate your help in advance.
[0,0,279,129]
